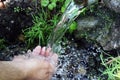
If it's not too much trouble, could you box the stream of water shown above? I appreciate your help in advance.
[47,0,97,53]
[47,0,85,53]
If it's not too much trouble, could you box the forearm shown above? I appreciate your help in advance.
[0,61,27,80]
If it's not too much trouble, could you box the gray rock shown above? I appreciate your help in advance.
[104,22,120,50]
[75,14,120,50]
[103,0,120,13]
[76,16,98,31]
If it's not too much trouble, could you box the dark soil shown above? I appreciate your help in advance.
[0,1,34,42]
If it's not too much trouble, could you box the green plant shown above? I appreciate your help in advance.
[41,0,64,10]
[69,21,77,33]
[14,6,23,13]
[100,53,120,80]
[23,9,59,48]
[23,0,71,48]
[0,38,5,50]
[61,0,71,13]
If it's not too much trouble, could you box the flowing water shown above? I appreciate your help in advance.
[47,0,98,53]
[47,0,86,53]
[47,1,100,79]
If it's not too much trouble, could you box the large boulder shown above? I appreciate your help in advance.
[75,7,120,51]
[103,0,120,13]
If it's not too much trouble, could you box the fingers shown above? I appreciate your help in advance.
[33,46,58,68]
[30,46,57,58]
[45,47,52,57]
[40,47,52,57]
[49,54,58,68]
[51,54,58,64]
[28,46,53,57]
[40,47,46,56]
[32,46,41,56]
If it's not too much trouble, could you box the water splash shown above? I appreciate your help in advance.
[47,0,97,53]
[47,0,85,53]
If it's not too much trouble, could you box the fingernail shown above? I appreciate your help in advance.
[41,47,46,56]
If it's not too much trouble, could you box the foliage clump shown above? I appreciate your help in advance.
[41,0,71,11]
[23,0,71,48]
[0,38,5,50]
[23,10,59,47]
[100,53,120,80]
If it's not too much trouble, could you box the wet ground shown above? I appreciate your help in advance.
[0,42,27,61]
[52,37,104,80]
[0,36,107,80]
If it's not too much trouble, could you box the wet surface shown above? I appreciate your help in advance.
[0,42,27,61]
[0,37,105,80]
[52,38,104,80]
[1,35,120,80]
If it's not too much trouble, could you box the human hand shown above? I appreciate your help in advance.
[13,46,58,80]
[0,0,6,9]
[0,2,4,9]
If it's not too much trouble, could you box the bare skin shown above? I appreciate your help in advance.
[0,0,32,9]
[0,2,5,9]
[0,46,58,80]
[0,0,6,9]
[0,1,58,80]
